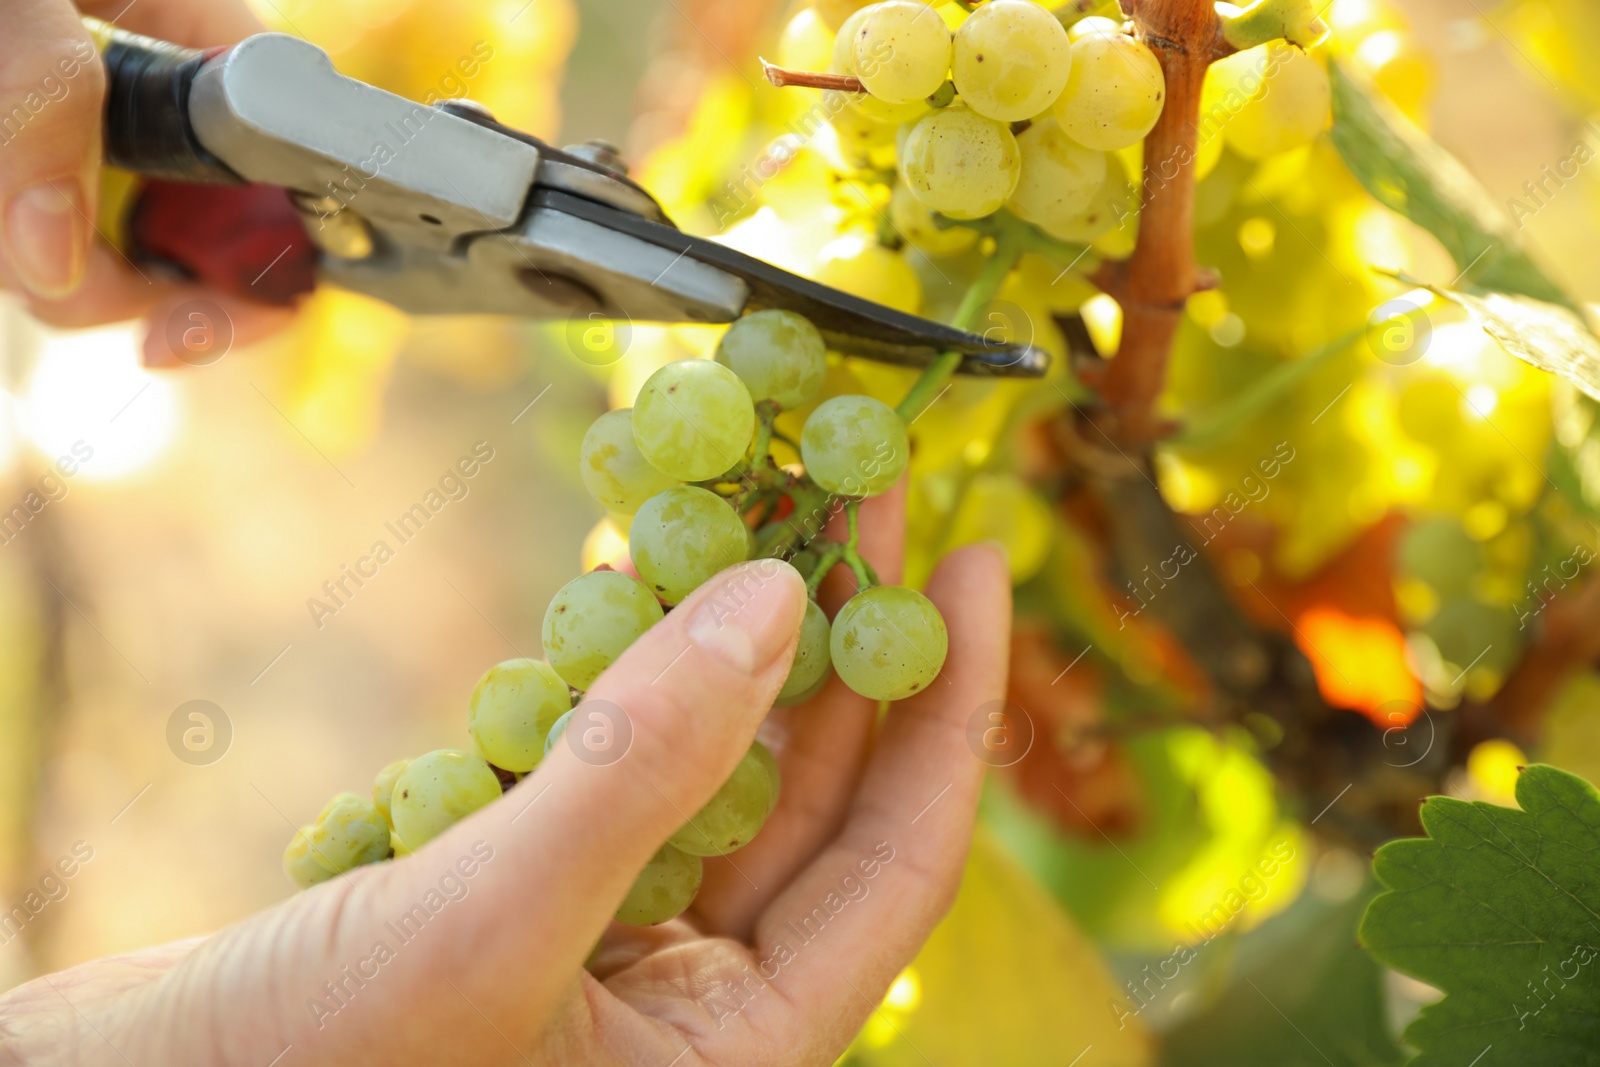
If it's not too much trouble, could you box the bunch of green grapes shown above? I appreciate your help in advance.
[282,309,949,926]
[789,0,1330,247]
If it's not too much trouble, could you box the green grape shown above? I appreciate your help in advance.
[801,394,909,497]
[842,86,929,125]
[748,740,782,816]
[542,570,665,690]
[632,360,757,481]
[898,107,1021,220]
[827,94,902,167]
[1068,15,1120,40]
[851,1,952,105]
[1006,119,1109,230]
[952,0,1072,122]
[1053,32,1165,151]
[777,600,833,704]
[889,181,978,257]
[284,826,337,889]
[832,8,930,123]
[580,409,679,516]
[467,658,574,773]
[372,758,411,826]
[615,844,703,926]
[389,749,503,850]
[302,792,393,874]
[629,486,752,604]
[814,234,923,313]
[1040,153,1134,243]
[831,585,948,700]
[1224,43,1330,161]
[668,743,779,856]
[714,310,827,410]
[1399,516,1485,599]
[543,708,574,756]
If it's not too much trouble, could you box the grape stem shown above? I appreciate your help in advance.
[842,500,878,588]
[1216,0,1330,51]
[759,226,1028,563]
[949,209,1092,269]
[895,218,1027,425]
[760,61,865,93]
[804,542,845,598]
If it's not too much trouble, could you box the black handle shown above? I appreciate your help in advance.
[96,20,238,183]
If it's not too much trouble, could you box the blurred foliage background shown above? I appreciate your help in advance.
[4,0,1600,1063]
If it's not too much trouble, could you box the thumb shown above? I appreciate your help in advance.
[0,2,103,299]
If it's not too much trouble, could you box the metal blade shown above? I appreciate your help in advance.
[531,190,1048,378]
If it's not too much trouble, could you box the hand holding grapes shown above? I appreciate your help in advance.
[0,529,1009,1066]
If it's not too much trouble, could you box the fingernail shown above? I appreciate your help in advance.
[4,180,87,299]
[687,560,806,674]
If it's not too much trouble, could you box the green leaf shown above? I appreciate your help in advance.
[1328,59,1576,310]
[1360,764,1600,1066]
[1161,886,1406,1067]
[1401,278,1600,404]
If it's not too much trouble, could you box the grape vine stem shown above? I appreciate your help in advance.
[1091,0,1232,446]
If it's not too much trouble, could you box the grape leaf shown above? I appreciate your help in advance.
[1401,278,1600,404]
[1360,764,1600,1066]
[1328,59,1576,310]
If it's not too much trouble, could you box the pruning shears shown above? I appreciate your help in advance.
[89,19,1047,377]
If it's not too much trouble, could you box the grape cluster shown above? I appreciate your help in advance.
[793,0,1330,243]
[284,309,949,926]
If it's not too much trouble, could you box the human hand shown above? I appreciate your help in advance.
[0,0,295,364]
[0,486,1011,1066]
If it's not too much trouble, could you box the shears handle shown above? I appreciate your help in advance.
[87,17,315,304]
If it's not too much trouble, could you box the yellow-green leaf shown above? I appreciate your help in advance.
[847,829,1153,1067]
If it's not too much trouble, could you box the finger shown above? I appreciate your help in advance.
[693,479,907,936]
[0,1,105,299]
[0,243,165,327]
[743,544,1010,1056]
[332,559,808,1048]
